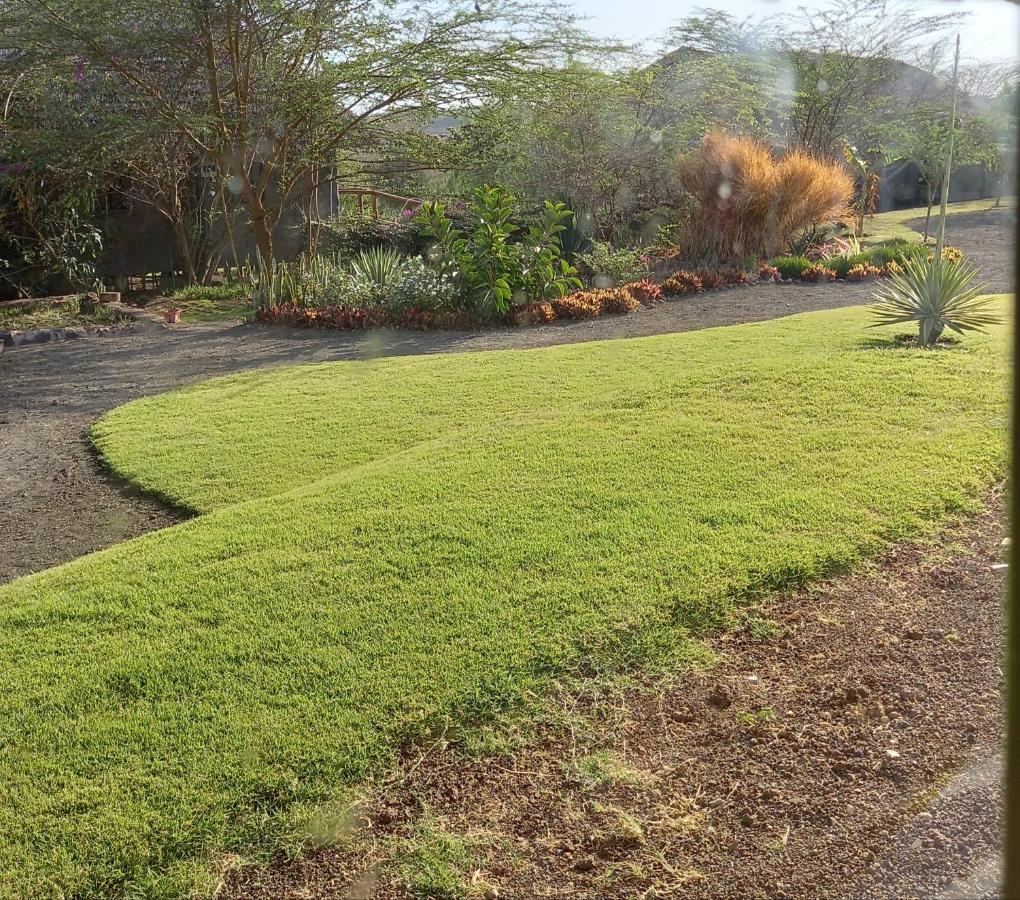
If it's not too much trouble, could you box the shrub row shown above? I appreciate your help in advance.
[256,303,481,331]
[259,286,645,332]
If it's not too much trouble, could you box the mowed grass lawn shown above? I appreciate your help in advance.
[0,303,1010,898]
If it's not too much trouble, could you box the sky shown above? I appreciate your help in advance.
[571,0,1019,65]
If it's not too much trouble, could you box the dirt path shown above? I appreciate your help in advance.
[222,497,1006,900]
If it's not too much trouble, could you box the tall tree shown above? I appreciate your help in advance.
[10,0,581,269]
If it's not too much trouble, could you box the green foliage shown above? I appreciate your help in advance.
[866,241,929,269]
[168,284,247,304]
[316,213,466,260]
[521,201,583,301]
[417,186,578,317]
[251,254,355,309]
[771,256,812,279]
[0,297,126,331]
[0,178,103,297]
[575,242,647,287]
[351,246,406,288]
[828,252,872,279]
[399,822,477,899]
[871,256,1000,346]
[389,257,459,313]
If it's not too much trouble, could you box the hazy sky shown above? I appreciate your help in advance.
[571,0,1019,64]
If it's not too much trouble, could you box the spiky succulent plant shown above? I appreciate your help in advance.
[870,256,999,347]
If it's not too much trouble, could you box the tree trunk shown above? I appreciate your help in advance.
[923,195,933,241]
[172,219,197,284]
[251,216,273,268]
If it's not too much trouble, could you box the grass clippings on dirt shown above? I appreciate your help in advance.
[0,302,1009,898]
[223,497,1006,899]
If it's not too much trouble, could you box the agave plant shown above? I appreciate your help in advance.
[870,256,999,347]
[351,246,406,287]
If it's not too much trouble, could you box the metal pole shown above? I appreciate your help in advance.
[1004,54,1020,900]
[935,34,961,261]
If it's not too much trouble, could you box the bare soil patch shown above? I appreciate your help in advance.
[222,496,1006,900]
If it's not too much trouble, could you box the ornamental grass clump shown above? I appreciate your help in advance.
[871,256,998,347]
[675,133,853,262]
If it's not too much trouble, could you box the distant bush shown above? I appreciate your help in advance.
[169,283,247,303]
[661,270,703,295]
[627,278,662,305]
[801,263,837,283]
[575,242,647,287]
[846,263,881,281]
[550,287,638,319]
[675,133,853,262]
[696,268,726,290]
[772,256,812,279]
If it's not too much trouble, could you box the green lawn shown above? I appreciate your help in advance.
[865,197,1015,243]
[1,303,1010,898]
[0,298,128,331]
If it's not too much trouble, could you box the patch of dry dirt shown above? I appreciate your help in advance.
[221,497,1006,900]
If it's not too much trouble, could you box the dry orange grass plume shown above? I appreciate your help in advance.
[676,133,854,262]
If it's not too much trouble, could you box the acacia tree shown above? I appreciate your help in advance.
[777,0,960,157]
[11,0,581,272]
[893,103,994,239]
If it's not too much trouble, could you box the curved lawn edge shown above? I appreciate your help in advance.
[0,302,1009,898]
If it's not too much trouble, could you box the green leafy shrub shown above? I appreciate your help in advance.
[169,283,248,303]
[389,257,459,312]
[871,256,998,346]
[575,242,647,287]
[867,241,927,269]
[771,256,812,280]
[317,209,470,259]
[827,252,871,278]
[417,186,578,318]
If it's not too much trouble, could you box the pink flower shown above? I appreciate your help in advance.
[74,57,87,83]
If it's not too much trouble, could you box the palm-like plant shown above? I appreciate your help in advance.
[870,256,999,347]
[351,246,405,287]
